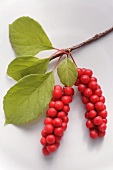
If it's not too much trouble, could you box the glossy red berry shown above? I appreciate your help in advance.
[46,135,55,144]
[90,77,97,82]
[78,68,83,78]
[84,69,93,77]
[82,68,86,73]
[93,116,103,125]
[53,118,62,127]
[85,112,90,119]
[68,96,72,103]
[45,124,54,134]
[98,109,107,118]
[83,88,93,98]
[99,96,105,103]
[41,129,48,137]
[88,81,97,90]
[54,85,62,91]
[54,127,64,136]
[82,96,89,104]
[90,129,98,139]
[86,102,94,111]
[89,110,97,118]
[64,87,74,96]
[103,119,107,124]
[47,108,57,118]
[55,142,60,148]
[78,84,87,92]
[80,75,90,84]
[62,105,70,112]
[86,120,95,128]
[94,89,102,97]
[42,147,50,156]
[98,123,106,132]
[98,131,106,137]
[44,117,53,125]
[53,89,62,99]
[90,95,99,103]
[55,136,62,142]
[74,79,80,86]
[49,101,55,108]
[47,144,57,153]
[95,102,104,111]
[57,111,66,119]
[62,116,69,123]
[40,137,47,146]
[62,122,67,131]
[54,101,64,110]
[61,96,71,104]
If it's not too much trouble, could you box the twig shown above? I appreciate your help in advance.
[50,26,113,61]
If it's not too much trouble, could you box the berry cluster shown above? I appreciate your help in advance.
[75,68,107,139]
[40,85,74,156]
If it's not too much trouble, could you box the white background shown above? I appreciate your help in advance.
[0,0,113,170]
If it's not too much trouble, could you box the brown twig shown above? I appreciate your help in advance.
[50,26,113,61]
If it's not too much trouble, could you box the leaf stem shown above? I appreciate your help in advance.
[50,26,113,61]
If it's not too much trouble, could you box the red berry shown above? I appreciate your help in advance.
[42,147,50,156]
[45,124,54,134]
[54,101,64,110]
[86,119,95,128]
[82,68,86,73]
[53,118,62,127]
[46,135,55,144]
[54,85,62,91]
[55,142,60,148]
[95,102,104,111]
[47,108,57,118]
[62,116,69,123]
[57,111,66,119]
[89,110,97,118]
[86,102,94,111]
[98,123,106,132]
[44,117,53,125]
[78,84,87,92]
[68,96,72,103]
[61,96,71,104]
[83,88,93,98]
[97,85,101,89]
[64,87,74,96]
[80,75,90,84]
[98,131,106,137]
[47,144,57,153]
[41,129,48,137]
[78,68,83,78]
[84,69,93,77]
[104,105,106,109]
[98,109,107,118]
[82,96,89,104]
[49,101,55,108]
[40,137,47,146]
[103,118,107,124]
[63,105,70,112]
[90,129,98,139]
[54,127,64,136]
[90,77,97,82]
[62,122,67,131]
[74,79,80,86]
[94,89,102,97]
[55,136,62,142]
[85,112,90,119]
[93,116,103,125]
[53,89,62,99]
[88,81,97,90]
[90,95,99,103]
[99,96,105,103]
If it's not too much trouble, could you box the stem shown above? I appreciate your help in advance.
[50,26,113,61]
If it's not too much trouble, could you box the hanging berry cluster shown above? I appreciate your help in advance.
[40,85,74,156]
[75,68,107,139]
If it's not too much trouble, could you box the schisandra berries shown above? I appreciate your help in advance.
[75,67,108,139]
[40,85,74,156]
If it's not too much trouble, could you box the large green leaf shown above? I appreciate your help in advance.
[7,57,50,81]
[3,72,54,125]
[57,58,78,86]
[9,16,54,56]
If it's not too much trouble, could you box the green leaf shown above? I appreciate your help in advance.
[57,58,78,86]
[3,72,54,125]
[9,16,54,56]
[7,57,50,81]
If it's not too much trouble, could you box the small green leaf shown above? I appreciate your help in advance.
[57,58,78,86]
[7,57,50,81]
[9,16,54,56]
[3,72,54,125]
